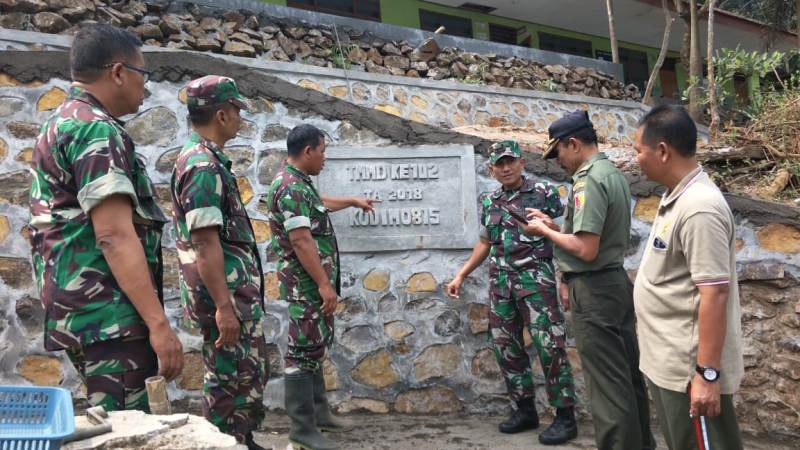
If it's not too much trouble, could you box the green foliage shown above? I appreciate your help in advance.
[331,43,358,70]
[683,47,798,123]
[534,78,559,93]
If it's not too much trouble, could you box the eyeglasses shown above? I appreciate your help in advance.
[104,62,152,82]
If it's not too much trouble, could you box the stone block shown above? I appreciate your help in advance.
[327,85,348,98]
[177,351,204,390]
[261,124,290,143]
[250,219,270,243]
[433,310,461,336]
[409,112,428,123]
[384,320,414,342]
[236,177,253,205]
[470,348,501,382]
[414,343,461,381]
[362,269,389,292]
[351,350,399,388]
[406,272,437,293]
[7,121,40,139]
[633,196,661,223]
[0,170,31,205]
[374,104,402,117]
[322,358,340,391]
[334,296,366,321]
[36,87,67,111]
[0,137,7,160]
[0,96,25,117]
[14,148,32,163]
[335,398,389,414]
[297,79,321,92]
[257,150,288,186]
[410,95,428,109]
[15,296,44,334]
[0,215,10,242]
[340,325,379,353]
[264,271,279,301]
[757,224,800,254]
[18,355,62,386]
[394,386,462,414]
[126,107,177,146]
[467,303,489,334]
[161,248,179,292]
[0,256,33,289]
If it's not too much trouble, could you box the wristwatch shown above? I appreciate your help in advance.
[696,365,720,382]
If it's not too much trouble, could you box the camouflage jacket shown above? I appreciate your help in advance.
[29,86,168,351]
[480,176,563,273]
[264,163,339,302]
[170,132,264,327]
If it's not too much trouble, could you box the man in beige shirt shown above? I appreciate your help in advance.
[633,105,744,450]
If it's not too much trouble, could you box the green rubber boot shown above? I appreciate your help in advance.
[285,371,339,450]
[313,370,354,433]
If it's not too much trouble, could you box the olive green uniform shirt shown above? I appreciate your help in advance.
[556,152,631,273]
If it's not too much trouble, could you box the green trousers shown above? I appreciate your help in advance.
[647,378,743,450]
[568,268,655,450]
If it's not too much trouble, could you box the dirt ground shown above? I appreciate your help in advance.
[252,412,795,450]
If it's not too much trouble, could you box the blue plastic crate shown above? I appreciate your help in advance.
[0,386,74,450]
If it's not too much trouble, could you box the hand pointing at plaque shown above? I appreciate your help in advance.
[322,196,382,212]
[353,197,381,212]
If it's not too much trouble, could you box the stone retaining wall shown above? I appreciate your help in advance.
[0,49,797,439]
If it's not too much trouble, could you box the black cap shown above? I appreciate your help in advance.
[542,110,595,159]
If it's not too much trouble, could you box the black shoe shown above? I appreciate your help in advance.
[498,398,539,434]
[245,432,268,450]
[538,407,578,445]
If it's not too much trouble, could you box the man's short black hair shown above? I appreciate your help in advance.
[564,126,598,147]
[188,104,230,127]
[287,124,325,157]
[70,24,143,83]
[637,105,697,157]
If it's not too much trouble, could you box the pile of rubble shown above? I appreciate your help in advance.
[0,0,640,101]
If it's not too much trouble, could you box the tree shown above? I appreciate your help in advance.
[606,0,620,63]
[644,0,677,104]
[707,0,721,139]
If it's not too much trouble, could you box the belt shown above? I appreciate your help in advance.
[562,266,623,282]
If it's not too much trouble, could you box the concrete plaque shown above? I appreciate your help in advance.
[314,145,479,252]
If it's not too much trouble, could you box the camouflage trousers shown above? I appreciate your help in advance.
[66,337,157,412]
[201,318,268,442]
[284,297,334,373]
[489,265,576,408]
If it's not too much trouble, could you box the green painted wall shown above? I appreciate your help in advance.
[259,0,687,96]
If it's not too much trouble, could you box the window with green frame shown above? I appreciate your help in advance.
[419,9,473,38]
[287,0,381,21]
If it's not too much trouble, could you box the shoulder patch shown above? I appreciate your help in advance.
[574,191,585,210]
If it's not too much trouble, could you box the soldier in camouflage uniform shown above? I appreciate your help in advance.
[264,124,376,450]
[447,141,577,445]
[170,76,267,450]
[29,24,183,412]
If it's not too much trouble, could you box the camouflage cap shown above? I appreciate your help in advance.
[489,140,522,164]
[186,75,249,112]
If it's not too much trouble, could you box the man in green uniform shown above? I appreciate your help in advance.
[265,124,377,450]
[447,141,577,445]
[29,24,183,412]
[170,75,267,450]
[521,111,654,450]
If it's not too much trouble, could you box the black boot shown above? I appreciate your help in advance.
[538,407,578,445]
[245,432,268,450]
[285,371,339,450]
[312,370,353,432]
[498,398,539,434]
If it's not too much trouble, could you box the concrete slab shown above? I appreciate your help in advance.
[252,413,794,450]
